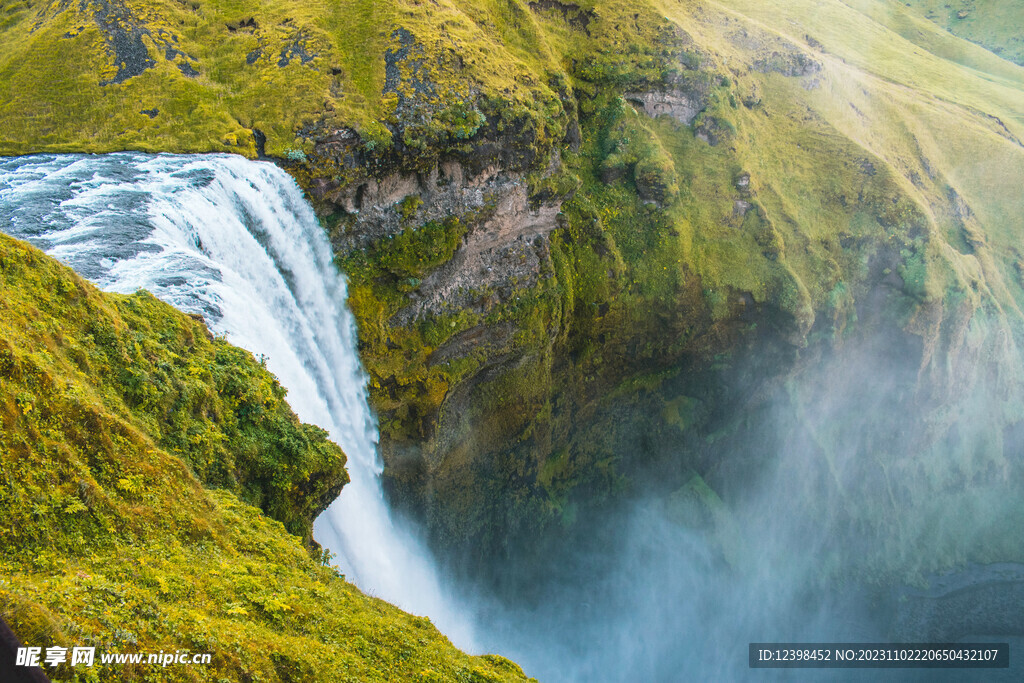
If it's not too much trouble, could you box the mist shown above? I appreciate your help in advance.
[459,311,1024,681]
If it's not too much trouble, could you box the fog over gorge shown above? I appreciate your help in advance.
[464,305,1024,680]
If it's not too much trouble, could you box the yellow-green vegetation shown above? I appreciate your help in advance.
[339,212,477,442]
[0,0,394,157]
[0,0,689,174]
[0,233,530,682]
[0,234,348,544]
[902,0,1024,66]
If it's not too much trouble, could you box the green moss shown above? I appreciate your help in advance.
[900,0,1024,66]
[339,208,509,443]
[344,216,466,285]
[526,165,581,206]
[0,233,346,543]
[0,233,530,682]
[397,194,424,223]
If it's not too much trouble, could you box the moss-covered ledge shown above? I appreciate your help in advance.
[0,233,531,682]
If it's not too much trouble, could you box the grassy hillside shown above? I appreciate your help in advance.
[0,233,529,682]
[676,0,1024,318]
[0,0,580,163]
[901,0,1024,66]
[0,0,391,156]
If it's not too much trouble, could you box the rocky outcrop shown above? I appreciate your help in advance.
[397,184,560,322]
[624,48,715,126]
[528,0,595,33]
[311,157,563,322]
[91,0,200,85]
[751,51,821,78]
[625,89,706,125]
[728,23,822,89]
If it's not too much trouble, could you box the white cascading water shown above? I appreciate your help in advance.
[0,152,474,648]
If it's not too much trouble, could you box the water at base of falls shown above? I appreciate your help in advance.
[0,152,475,649]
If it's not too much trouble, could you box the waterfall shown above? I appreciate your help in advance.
[0,152,474,648]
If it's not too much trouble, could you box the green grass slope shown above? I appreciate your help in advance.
[901,0,1024,66]
[0,0,386,156]
[672,0,1024,316]
[0,233,529,682]
[0,0,572,161]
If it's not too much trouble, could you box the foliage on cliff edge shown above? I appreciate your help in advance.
[0,234,530,682]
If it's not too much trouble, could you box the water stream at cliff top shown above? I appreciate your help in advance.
[0,152,474,648]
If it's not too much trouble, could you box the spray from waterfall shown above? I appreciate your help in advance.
[0,152,474,648]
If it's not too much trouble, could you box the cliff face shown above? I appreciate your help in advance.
[305,0,1024,584]
[0,233,529,682]
[3,0,1024,597]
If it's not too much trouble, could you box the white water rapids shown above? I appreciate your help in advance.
[0,152,474,648]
